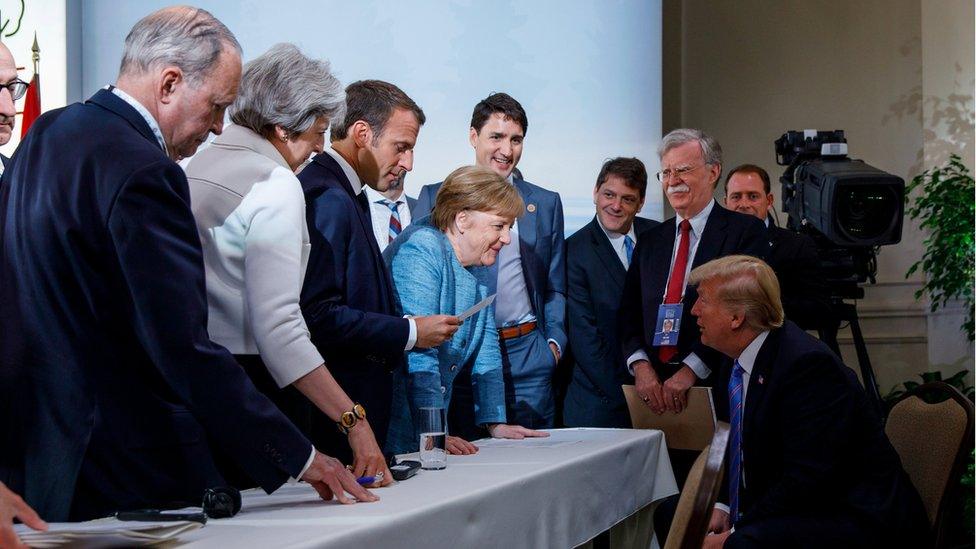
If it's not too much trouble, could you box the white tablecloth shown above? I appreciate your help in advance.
[178,428,677,548]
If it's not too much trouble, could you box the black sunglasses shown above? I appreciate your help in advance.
[0,79,30,101]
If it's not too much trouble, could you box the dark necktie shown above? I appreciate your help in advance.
[658,219,691,362]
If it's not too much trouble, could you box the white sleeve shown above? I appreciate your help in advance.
[626,349,650,376]
[242,169,323,388]
[683,352,711,379]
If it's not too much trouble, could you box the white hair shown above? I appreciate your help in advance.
[119,6,241,85]
[229,43,345,137]
[658,128,723,167]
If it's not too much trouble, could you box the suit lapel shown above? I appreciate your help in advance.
[647,218,677,302]
[743,329,779,435]
[587,218,626,290]
[514,178,538,250]
[693,202,730,268]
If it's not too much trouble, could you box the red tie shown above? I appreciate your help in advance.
[659,219,691,363]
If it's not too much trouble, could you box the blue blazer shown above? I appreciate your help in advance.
[383,219,506,454]
[298,151,409,457]
[564,216,658,427]
[414,176,567,350]
[0,89,311,521]
[619,203,767,378]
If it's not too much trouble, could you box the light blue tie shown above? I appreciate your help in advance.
[728,360,745,524]
[623,235,634,266]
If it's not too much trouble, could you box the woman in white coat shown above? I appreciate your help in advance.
[183,43,391,489]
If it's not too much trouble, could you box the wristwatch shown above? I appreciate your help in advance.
[337,403,367,434]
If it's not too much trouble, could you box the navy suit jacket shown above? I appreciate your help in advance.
[298,151,409,457]
[765,225,832,330]
[0,89,311,521]
[713,323,927,542]
[619,203,767,378]
[414,176,567,350]
[564,216,658,427]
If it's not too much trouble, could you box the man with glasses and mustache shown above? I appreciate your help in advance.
[0,42,28,171]
[619,129,766,482]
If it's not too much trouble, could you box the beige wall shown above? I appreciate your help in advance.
[663,0,974,390]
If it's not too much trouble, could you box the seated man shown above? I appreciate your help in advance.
[723,164,831,330]
[667,255,927,548]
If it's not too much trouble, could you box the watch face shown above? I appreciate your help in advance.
[353,404,366,420]
[340,411,357,428]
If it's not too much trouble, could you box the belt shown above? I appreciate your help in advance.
[498,321,537,340]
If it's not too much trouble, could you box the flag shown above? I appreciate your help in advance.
[21,71,39,139]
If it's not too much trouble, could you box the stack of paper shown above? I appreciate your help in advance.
[15,519,203,547]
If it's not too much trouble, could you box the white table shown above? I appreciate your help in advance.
[178,428,677,548]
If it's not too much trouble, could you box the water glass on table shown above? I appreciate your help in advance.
[418,406,447,470]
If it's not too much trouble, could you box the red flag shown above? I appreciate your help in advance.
[21,72,40,139]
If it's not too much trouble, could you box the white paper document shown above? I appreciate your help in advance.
[459,293,496,321]
[15,519,203,547]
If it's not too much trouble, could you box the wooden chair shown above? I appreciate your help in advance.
[663,421,729,549]
[885,382,974,548]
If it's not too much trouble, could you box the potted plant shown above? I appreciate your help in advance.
[905,153,975,340]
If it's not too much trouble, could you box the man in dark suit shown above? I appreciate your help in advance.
[620,129,766,417]
[298,80,460,463]
[723,164,831,330]
[686,255,927,548]
[0,7,373,522]
[564,157,659,428]
[414,92,567,431]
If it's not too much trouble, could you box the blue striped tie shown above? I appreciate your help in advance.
[728,360,745,524]
[623,235,634,266]
[382,199,402,243]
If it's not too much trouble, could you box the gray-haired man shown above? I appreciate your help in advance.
[0,6,374,522]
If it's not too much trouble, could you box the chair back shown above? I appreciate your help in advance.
[663,421,729,549]
[885,382,974,548]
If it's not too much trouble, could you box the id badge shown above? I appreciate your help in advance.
[652,303,683,346]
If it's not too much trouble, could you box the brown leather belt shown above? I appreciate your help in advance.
[498,321,537,340]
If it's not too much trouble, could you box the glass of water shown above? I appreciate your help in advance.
[418,406,447,470]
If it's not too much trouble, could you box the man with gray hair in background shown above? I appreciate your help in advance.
[618,128,766,482]
[0,6,374,524]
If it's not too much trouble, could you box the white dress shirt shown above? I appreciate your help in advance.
[597,216,638,269]
[627,200,716,378]
[323,148,417,349]
[364,184,412,253]
[714,330,769,516]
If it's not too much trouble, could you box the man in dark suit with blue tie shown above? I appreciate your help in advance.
[414,92,567,432]
[619,129,767,418]
[0,7,374,523]
[298,80,460,465]
[687,255,926,549]
[563,157,659,428]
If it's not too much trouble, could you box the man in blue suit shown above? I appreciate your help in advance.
[564,158,659,428]
[298,80,460,465]
[415,92,567,431]
[0,6,373,522]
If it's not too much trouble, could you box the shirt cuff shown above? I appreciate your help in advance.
[404,317,418,350]
[289,446,316,484]
[683,352,711,379]
[626,349,650,376]
[546,339,562,357]
[714,502,731,515]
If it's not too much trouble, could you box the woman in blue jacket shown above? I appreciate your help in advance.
[385,166,549,455]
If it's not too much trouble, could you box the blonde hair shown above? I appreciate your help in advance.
[688,255,784,331]
[431,166,523,231]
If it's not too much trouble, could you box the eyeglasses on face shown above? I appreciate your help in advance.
[656,164,705,182]
[0,79,30,101]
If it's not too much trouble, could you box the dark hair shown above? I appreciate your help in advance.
[470,92,528,135]
[595,157,648,199]
[331,79,425,142]
[725,164,772,194]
